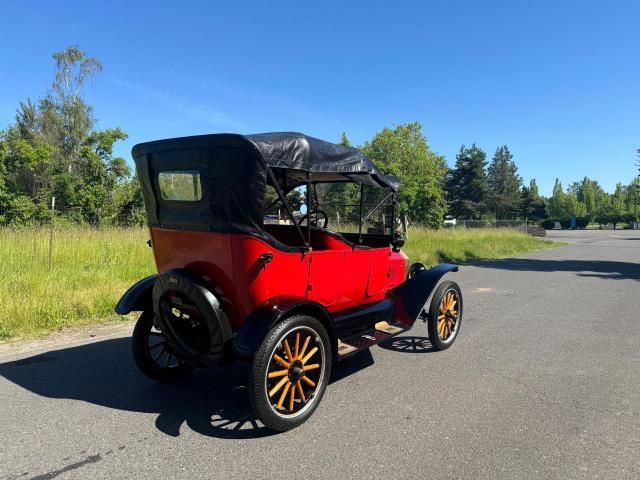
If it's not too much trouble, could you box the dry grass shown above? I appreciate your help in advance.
[0,226,557,341]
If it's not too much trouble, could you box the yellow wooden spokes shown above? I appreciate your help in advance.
[301,346,318,365]
[283,339,294,361]
[269,376,289,398]
[301,376,316,388]
[273,353,290,368]
[437,291,458,340]
[296,381,306,402]
[268,330,323,413]
[277,382,291,409]
[299,336,311,360]
[268,369,288,379]
[289,384,296,412]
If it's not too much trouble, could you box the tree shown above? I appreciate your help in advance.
[610,183,627,229]
[486,145,522,219]
[521,179,547,221]
[548,179,566,218]
[568,177,604,221]
[0,45,139,225]
[594,195,614,228]
[360,122,447,228]
[624,177,640,222]
[446,144,488,219]
[529,178,540,197]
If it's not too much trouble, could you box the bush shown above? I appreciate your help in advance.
[575,217,589,229]
[527,225,546,237]
[541,219,555,230]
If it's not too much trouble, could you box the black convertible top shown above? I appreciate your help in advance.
[132,132,399,191]
[244,132,400,191]
[132,132,398,236]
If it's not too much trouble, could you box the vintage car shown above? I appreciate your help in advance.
[116,132,462,431]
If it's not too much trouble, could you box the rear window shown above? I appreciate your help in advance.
[158,170,202,201]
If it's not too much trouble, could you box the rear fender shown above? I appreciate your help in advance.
[389,263,458,326]
[233,296,335,358]
[115,275,158,315]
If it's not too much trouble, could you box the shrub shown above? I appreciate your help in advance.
[527,225,546,237]
[541,219,555,230]
[575,217,589,229]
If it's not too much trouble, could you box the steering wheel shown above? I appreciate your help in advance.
[297,210,329,229]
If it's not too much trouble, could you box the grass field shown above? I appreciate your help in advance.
[0,227,556,341]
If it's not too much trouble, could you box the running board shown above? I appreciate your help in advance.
[337,321,409,359]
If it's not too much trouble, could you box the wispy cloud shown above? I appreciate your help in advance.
[110,76,243,129]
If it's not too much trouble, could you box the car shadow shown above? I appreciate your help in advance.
[0,338,374,440]
[379,335,436,354]
[470,258,640,281]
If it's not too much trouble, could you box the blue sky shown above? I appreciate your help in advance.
[1,0,638,196]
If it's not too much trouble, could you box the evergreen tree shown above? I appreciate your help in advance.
[486,145,522,219]
[446,144,488,219]
[529,178,540,197]
[521,178,547,221]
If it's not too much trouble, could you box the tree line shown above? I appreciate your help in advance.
[0,46,143,226]
[1,46,638,230]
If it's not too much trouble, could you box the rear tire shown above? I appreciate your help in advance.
[426,281,463,351]
[132,311,194,383]
[249,315,332,432]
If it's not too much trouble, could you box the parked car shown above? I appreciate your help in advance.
[116,132,463,431]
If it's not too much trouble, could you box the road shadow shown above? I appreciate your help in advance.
[0,338,374,440]
[470,258,640,281]
[379,335,436,354]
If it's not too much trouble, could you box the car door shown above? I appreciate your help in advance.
[307,250,345,310]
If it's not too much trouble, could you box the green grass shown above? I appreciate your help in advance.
[0,226,558,341]
[402,228,557,266]
[0,227,154,340]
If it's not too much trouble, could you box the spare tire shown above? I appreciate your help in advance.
[152,270,232,367]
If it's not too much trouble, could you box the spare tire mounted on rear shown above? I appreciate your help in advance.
[152,270,232,367]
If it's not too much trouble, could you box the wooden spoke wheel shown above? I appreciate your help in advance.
[131,311,194,383]
[426,281,463,351]
[250,315,332,432]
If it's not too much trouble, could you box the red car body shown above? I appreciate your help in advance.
[150,227,407,330]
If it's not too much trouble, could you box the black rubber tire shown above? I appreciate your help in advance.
[427,280,463,351]
[152,270,232,367]
[249,314,332,432]
[131,311,194,383]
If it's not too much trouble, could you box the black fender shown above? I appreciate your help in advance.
[233,295,335,358]
[115,274,158,315]
[389,263,459,326]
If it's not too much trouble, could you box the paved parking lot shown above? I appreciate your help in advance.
[1,230,639,479]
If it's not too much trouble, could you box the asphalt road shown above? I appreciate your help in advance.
[1,230,639,479]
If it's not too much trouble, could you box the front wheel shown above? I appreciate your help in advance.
[249,315,332,432]
[132,311,194,382]
[426,281,463,351]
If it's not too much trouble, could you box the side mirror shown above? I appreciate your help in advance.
[299,204,308,215]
